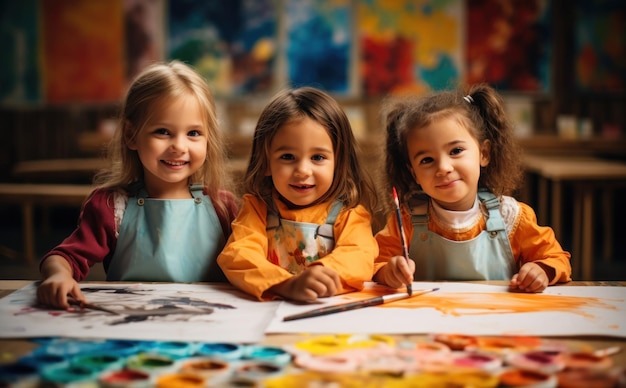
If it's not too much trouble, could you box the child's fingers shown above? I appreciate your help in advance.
[68,285,86,305]
[310,266,339,298]
[512,264,548,293]
[398,257,415,284]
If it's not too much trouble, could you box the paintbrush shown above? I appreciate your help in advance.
[393,187,412,296]
[282,287,439,321]
[68,298,120,315]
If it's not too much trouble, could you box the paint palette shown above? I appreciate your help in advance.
[0,334,622,387]
[0,338,291,387]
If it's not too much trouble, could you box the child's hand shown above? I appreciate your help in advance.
[272,265,341,302]
[509,262,548,293]
[374,255,415,289]
[37,273,85,309]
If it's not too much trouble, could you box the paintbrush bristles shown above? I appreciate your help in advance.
[393,186,400,207]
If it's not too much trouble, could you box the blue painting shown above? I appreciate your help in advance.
[0,0,41,103]
[168,0,277,96]
[286,0,351,94]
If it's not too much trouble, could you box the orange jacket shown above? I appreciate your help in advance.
[218,194,378,300]
[375,196,572,284]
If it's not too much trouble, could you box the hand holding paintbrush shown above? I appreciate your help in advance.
[393,187,413,295]
[68,297,120,315]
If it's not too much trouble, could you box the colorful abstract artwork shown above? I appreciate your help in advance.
[168,0,277,96]
[574,0,626,94]
[466,0,552,93]
[0,0,41,103]
[124,0,165,85]
[0,283,279,343]
[40,0,126,103]
[285,0,352,94]
[357,0,463,96]
[268,282,626,337]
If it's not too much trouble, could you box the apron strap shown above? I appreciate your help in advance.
[315,200,343,240]
[409,192,430,228]
[189,183,204,204]
[477,189,506,233]
[265,195,280,231]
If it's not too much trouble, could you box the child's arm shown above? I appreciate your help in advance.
[218,195,295,300]
[269,264,341,302]
[373,210,415,288]
[373,255,415,289]
[509,202,572,292]
[38,255,85,309]
[313,205,378,294]
[37,189,116,308]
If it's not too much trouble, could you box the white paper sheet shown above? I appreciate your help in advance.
[0,282,280,343]
[266,282,626,338]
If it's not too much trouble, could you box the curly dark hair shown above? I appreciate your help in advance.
[382,83,523,203]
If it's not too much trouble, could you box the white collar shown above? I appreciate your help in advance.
[431,197,481,230]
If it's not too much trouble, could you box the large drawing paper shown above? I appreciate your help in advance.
[0,282,279,343]
[267,282,626,338]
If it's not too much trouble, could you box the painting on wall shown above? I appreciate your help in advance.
[168,0,277,96]
[358,0,463,97]
[0,0,41,103]
[124,0,165,86]
[574,0,625,94]
[41,0,126,103]
[465,0,552,94]
[285,0,352,94]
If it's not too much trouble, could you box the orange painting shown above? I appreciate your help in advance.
[343,288,617,318]
[268,282,626,337]
[41,0,125,103]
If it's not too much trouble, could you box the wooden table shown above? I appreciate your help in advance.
[1,280,624,368]
[12,158,108,182]
[522,154,626,280]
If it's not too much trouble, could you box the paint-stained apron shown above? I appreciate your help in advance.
[408,190,515,281]
[107,184,226,282]
[266,201,343,274]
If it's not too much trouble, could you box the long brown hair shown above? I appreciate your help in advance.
[245,87,377,213]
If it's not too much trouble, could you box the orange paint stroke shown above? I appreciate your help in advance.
[341,289,620,318]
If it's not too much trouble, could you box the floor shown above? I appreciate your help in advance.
[1,204,625,282]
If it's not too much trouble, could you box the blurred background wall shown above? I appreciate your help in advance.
[0,0,625,279]
[0,0,624,172]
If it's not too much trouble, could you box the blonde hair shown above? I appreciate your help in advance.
[245,87,377,213]
[94,60,232,214]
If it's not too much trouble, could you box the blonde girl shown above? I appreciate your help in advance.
[38,61,239,309]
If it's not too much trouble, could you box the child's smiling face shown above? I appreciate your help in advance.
[406,115,490,211]
[129,94,208,198]
[267,116,335,207]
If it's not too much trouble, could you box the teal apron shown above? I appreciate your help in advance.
[106,183,226,282]
[266,200,343,274]
[408,190,515,281]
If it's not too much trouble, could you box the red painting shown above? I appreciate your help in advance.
[466,0,552,93]
[41,0,125,103]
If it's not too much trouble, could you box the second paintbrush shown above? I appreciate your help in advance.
[393,187,413,296]
[283,287,439,321]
